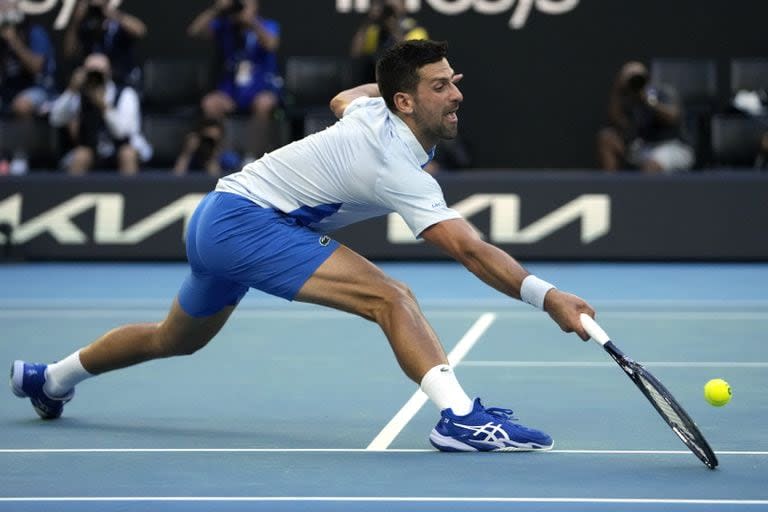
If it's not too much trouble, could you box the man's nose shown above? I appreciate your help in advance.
[450,83,464,103]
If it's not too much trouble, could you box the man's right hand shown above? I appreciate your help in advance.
[68,68,86,92]
[543,289,595,342]
[214,0,233,13]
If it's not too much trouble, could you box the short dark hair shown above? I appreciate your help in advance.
[376,40,449,111]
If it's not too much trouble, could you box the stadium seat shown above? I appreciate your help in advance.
[142,114,197,169]
[710,114,767,167]
[650,58,719,169]
[0,117,60,170]
[730,58,768,93]
[650,58,718,105]
[302,111,337,137]
[282,56,360,139]
[142,58,213,115]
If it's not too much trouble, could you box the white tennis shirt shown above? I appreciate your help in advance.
[215,97,461,237]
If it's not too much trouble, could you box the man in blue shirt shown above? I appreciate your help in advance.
[0,0,56,173]
[188,0,283,160]
[62,0,147,89]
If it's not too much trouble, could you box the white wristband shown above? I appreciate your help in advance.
[520,275,555,310]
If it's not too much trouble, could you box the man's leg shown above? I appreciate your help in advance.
[295,245,447,384]
[295,244,474,418]
[77,299,235,375]
[12,299,236,418]
[295,245,553,451]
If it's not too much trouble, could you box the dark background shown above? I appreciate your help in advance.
[34,0,768,168]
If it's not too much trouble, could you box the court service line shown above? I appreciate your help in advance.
[461,361,768,368]
[365,312,496,451]
[0,448,766,455]
[1,497,767,506]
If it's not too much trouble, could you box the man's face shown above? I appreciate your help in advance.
[409,58,463,143]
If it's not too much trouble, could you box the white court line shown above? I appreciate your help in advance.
[0,448,766,455]
[461,361,768,368]
[0,497,767,505]
[365,312,496,451]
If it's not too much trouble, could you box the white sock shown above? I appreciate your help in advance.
[420,364,474,416]
[44,351,92,398]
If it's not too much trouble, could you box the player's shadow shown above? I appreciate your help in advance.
[6,416,306,446]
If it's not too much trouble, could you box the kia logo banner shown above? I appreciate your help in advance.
[1,173,766,261]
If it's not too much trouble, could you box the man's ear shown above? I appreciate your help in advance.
[393,92,414,115]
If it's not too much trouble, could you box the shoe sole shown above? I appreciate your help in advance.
[429,429,554,452]
[10,360,26,398]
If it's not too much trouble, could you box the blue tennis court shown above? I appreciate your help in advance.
[1,262,767,511]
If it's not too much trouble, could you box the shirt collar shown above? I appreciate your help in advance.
[388,110,434,168]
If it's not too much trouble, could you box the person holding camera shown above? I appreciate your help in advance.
[188,0,282,160]
[597,61,694,173]
[49,52,152,176]
[349,0,429,82]
[173,117,242,177]
[0,0,56,174]
[62,0,146,89]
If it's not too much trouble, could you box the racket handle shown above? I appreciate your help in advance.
[580,313,611,346]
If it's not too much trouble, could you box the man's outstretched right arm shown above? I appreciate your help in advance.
[329,83,380,118]
[421,218,595,341]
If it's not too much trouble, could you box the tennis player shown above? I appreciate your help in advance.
[11,40,595,452]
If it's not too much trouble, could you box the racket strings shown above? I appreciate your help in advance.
[639,375,694,437]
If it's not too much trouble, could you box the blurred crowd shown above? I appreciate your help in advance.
[0,0,765,177]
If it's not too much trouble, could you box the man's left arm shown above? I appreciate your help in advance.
[329,83,380,119]
[421,218,594,340]
[1,26,45,75]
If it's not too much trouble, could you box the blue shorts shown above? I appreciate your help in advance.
[178,191,340,317]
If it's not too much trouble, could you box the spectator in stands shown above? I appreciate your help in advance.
[62,0,147,89]
[757,133,768,169]
[188,0,282,160]
[350,0,429,82]
[597,61,693,173]
[49,52,151,176]
[0,0,56,174]
[174,118,241,177]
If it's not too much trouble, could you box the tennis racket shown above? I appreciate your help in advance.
[579,314,719,469]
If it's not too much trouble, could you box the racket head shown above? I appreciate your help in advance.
[603,341,719,469]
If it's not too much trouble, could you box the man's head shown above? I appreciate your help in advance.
[82,52,111,89]
[228,0,257,26]
[618,61,649,93]
[376,40,463,146]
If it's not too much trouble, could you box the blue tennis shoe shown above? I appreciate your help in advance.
[10,361,74,420]
[429,398,554,452]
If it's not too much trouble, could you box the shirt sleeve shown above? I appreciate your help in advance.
[260,18,280,38]
[49,91,80,127]
[27,26,53,58]
[104,86,140,138]
[375,166,462,238]
[343,96,383,118]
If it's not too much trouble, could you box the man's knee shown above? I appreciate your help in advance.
[370,278,419,320]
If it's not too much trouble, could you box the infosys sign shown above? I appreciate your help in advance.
[336,0,581,29]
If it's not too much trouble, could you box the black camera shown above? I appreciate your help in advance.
[225,0,245,15]
[627,72,648,93]
[83,69,106,90]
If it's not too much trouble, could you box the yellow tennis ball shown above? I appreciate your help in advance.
[704,379,732,407]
